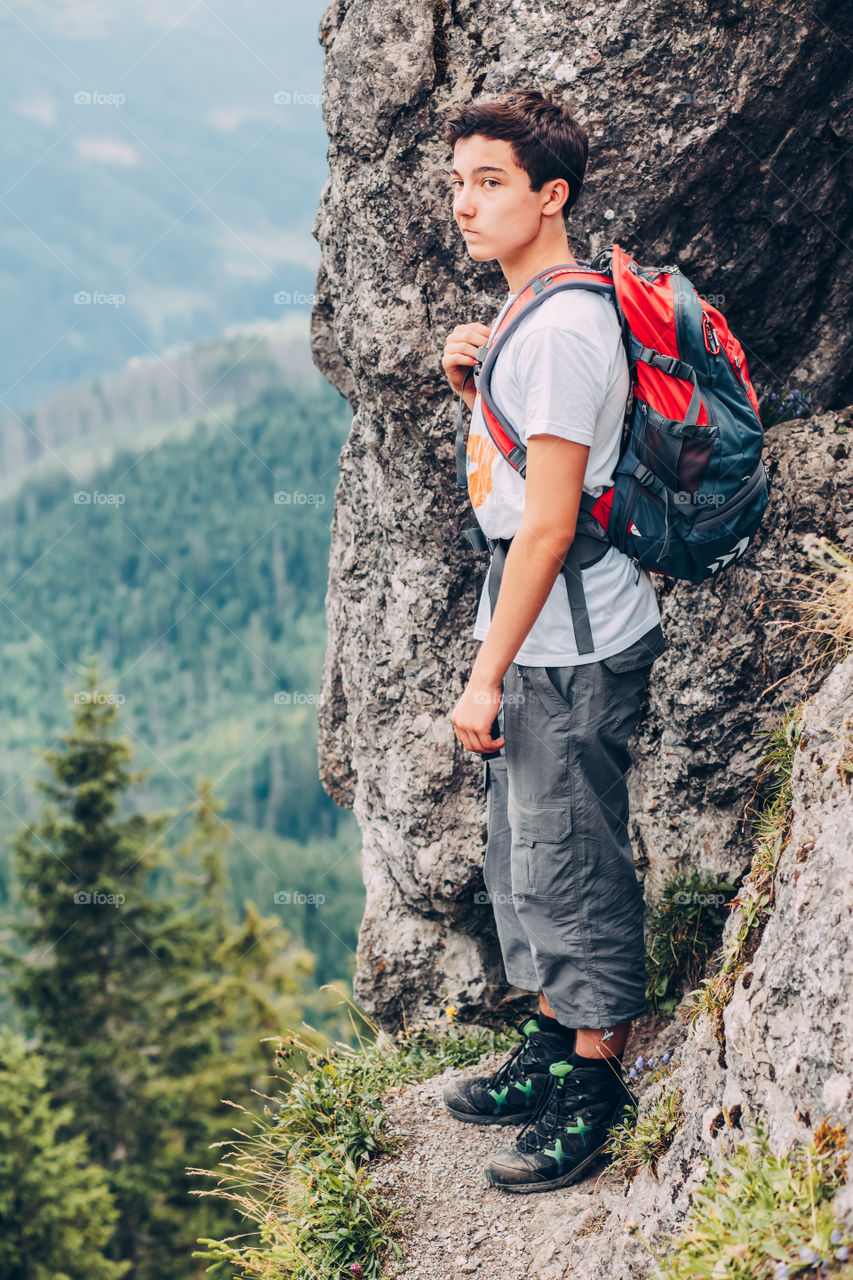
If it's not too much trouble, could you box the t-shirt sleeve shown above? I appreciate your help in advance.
[512,323,611,448]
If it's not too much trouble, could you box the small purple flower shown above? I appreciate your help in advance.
[349,1266,364,1278]
[629,1067,637,1079]
[662,1052,671,1063]
[830,1230,842,1245]
[836,1245,850,1262]
[647,1057,655,1068]
[799,1245,818,1264]
[635,1056,645,1070]
[773,1265,789,1280]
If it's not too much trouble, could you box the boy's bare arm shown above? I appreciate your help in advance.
[451,432,589,753]
[470,433,588,687]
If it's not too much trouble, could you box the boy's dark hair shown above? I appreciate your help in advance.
[442,89,589,220]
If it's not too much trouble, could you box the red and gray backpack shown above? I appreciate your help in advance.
[455,242,770,654]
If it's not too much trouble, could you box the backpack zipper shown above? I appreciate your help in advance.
[732,351,750,393]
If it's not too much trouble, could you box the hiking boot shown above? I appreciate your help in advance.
[484,1050,638,1192]
[442,1016,576,1125]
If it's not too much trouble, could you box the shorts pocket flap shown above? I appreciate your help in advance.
[508,800,572,844]
[602,624,666,673]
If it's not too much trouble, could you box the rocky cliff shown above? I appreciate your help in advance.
[309,0,853,1026]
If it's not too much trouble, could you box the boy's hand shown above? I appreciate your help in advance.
[450,676,505,754]
[441,323,492,396]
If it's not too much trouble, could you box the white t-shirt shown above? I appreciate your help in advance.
[466,282,661,665]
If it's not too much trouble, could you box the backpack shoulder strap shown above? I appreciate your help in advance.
[476,265,617,477]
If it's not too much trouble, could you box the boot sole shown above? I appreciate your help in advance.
[484,1139,614,1193]
[442,1100,537,1126]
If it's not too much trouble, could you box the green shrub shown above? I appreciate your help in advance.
[646,873,737,1016]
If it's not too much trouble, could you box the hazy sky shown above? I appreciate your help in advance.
[0,0,332,407]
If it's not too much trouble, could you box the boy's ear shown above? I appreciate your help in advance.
[542,178,570,215]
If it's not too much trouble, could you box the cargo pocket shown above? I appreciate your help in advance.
[601,623,666,674]
[507,800,574,899]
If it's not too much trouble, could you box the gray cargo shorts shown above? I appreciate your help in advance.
[482,623,664,1029]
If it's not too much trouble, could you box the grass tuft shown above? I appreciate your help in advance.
[686,706,801,1046]
[647,1116,852,1279]
[190,989,516,1279]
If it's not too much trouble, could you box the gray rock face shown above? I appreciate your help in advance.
[310,0,853,1026]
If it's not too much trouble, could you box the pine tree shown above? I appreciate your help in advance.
[2,660,317,1279]
[0,1025,129,1280]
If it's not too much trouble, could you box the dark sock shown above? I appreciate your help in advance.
[571,1047,624,1069]
[536,1011,575,1042]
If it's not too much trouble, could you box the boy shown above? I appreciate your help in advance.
[440,90,665,1193]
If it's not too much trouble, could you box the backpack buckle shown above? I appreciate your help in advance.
[633,464,655,487]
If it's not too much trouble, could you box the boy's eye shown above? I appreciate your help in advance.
[449,178,500,191]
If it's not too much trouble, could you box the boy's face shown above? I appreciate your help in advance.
[449,134,565,266]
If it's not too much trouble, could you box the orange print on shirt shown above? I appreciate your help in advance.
[467,431,498,510]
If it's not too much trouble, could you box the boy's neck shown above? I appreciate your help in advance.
[500,231,578,295]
